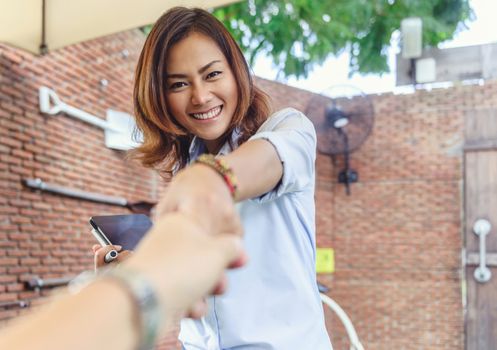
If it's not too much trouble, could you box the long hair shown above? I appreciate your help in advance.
[131,7,271,175]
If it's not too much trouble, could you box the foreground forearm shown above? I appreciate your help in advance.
[0,280,152,350]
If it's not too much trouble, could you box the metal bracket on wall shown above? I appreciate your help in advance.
[38,86,140,150]
[23,178,128,206]
[0,300,30,309]
[25,276,74,291]
[22,178,156,214]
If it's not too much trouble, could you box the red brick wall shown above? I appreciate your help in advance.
[2,28,494,349]
[0,32,180,348]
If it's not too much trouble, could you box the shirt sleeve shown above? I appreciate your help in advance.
[248,108,317,203]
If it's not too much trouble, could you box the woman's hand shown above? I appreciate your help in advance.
[155,163,243,239]
[92,245,133,271]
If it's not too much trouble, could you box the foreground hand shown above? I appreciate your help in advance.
[124,213,247,326]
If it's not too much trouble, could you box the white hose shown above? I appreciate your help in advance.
[320,293,365,350]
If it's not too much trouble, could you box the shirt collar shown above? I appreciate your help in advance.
[188,127,241,160]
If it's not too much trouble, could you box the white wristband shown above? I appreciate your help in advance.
[102,268,162,350]
[70,268,162,350]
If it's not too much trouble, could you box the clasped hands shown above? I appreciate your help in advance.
[93,162,246,320]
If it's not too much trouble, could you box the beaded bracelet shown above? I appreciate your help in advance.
[195,154,238,200]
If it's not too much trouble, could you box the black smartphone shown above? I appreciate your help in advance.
[89,214,153,251]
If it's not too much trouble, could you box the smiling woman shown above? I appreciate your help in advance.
[132,7,269,172]
[93,6,333,350]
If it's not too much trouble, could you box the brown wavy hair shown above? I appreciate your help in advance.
[131,7,271,175]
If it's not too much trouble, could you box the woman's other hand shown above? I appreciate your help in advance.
[92,245,133,271]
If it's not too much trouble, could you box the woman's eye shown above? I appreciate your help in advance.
[206,71,222,79]
[169,81,187,90]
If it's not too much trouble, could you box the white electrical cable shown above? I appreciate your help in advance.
[320,293,365,350]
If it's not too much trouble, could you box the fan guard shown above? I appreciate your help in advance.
[305,85,375,194]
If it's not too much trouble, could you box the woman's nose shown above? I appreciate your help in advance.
[191,83,212,105]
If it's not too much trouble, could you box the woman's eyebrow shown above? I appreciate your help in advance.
[198,60,222,74]
[166,60,222,79]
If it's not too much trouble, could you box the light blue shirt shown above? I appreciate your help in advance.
[179,108,332,350]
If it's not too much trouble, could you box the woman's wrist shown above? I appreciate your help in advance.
[185,162,235,202]
[194,154,238,200]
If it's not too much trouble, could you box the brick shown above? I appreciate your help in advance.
[20,258,40,266]
[33,235,51,243]
[0,118,23,133]
[0,293,17,302]
[19,208,39,216]
[0,171,20,182]
[9,201,31,209]
[1,50,24,64]
[11,149,32,160]
[0,154,22,166]
[20,192,41,202]
[0,101,23,115]
[0,257,18,266]
[30,250,49,258]
[0,224,18,238]
[0,275,16,283]
[32,202,51,211]
[0,206,19,215]
[0,241,16,248]
[18,242,40,249]
[30,267,49,274]
[50,265,69,273]
[6,250,27,257]
[10,216,31,224]
[0,136,22,148]
[18,291,39,299]
[23,143,39,153]
[7,266,29,275]
[0,84,24,101]
[6,283,24,292]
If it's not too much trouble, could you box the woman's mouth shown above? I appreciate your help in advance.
[190,106,222,120]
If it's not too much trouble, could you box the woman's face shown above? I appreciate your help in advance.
[165,32,239,154]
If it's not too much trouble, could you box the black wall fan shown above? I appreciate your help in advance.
[305,85,374,195]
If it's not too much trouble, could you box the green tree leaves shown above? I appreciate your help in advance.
[213,0,473,78]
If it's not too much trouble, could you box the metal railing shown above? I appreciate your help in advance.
[25,276,74,290]
[0,300,30,309]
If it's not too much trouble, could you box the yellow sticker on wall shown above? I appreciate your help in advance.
[316,248,335,274]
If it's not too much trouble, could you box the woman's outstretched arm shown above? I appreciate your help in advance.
[157,109,316,221]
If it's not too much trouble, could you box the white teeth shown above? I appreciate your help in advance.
[192,106,221,120]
